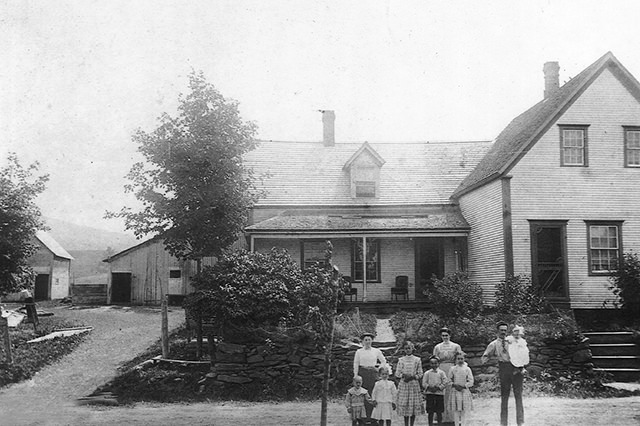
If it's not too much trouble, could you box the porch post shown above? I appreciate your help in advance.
[362,236,367,302]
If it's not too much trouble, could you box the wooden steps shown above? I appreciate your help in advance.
[584,331,640,382]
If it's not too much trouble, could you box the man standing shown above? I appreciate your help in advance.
[481,321,524,426]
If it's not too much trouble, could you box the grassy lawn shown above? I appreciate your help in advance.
[0,307,88,388]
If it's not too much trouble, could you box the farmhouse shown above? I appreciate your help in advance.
[246,52,640,310]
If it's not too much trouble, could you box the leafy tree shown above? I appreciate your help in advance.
[107,71,259,260]
[0,154,48,296]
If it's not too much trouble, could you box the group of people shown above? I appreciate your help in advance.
[346,322,530,426]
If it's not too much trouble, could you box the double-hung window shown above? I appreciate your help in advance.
[624,127,640,167]
[352,239,380,282]
[559,125,589,166]
[586,221,622,274]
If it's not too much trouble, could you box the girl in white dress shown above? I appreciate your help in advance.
[448,352,474,426]
[371,366,398,426]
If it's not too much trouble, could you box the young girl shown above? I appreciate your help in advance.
[422,355,448,426]
[345,375,373,426]
[507,325,530,375]
[447,352,474,426]
[394,341,424,426]
[371,365,398,426]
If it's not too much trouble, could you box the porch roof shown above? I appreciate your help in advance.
[246,211,470,235]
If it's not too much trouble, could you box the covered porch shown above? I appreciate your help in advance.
[246,209,469,303]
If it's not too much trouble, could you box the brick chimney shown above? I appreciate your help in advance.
[543,61,560,99]
[321,110,335,146]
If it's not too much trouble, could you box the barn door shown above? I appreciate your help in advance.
[34,274,50,301]
[111,273,132,304]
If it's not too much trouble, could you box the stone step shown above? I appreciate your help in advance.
[583,331,636,344]
[594,367,640,382]
[590,343,639,356]
[592,355,640,369]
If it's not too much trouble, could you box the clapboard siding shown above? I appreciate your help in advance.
[458,179,504,304]
[510,68,640,308]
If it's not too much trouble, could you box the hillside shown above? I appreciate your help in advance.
[43,217,139,251]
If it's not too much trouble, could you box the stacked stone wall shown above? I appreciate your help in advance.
[203,331,592,393]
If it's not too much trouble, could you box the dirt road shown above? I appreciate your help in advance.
[1,306,639,425]
[0,305,184,425]
[12,396,637,425]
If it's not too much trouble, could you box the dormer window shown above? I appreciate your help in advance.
[343,142,385,200]
[355,181,376,198]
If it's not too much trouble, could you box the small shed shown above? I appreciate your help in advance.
[4,231,74,301]
[103,238,216,306]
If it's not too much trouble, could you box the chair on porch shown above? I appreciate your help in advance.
[343,276,357,302]
[390,275,409,300]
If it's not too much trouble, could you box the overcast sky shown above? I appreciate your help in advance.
[2,0,640,234]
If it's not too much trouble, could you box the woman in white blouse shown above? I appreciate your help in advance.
[353,332,387,420]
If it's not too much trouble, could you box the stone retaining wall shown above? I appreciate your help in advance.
[202,332,592,393]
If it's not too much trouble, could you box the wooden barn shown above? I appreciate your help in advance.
[103,238,215,305]
[4,231,73,302]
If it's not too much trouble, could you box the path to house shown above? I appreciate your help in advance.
[373,316,396,343]
[0,305,184,425]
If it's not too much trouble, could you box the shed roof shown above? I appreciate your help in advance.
[35,231,73,260]
[451,51,640,198]
[246,210,469,233]
[245,140,491,206]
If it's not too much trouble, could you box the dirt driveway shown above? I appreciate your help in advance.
[1,306,639,425]
[0,305,184,425]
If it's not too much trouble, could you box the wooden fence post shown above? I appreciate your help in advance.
[0,316,12,364]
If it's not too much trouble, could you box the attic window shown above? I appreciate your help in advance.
[355,181,376,198]
[169,270,181,279]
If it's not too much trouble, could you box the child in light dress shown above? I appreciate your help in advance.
[346,375,373,426]
[371,365,398,426]
[422,355,448,426]
[448,352,474,426]
[506,325,530,375]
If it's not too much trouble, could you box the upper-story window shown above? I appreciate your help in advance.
[624,127,640,167]
[355,181,376,198]
[169,269,181,279]
[586,221,622,275]
[559,125,589,167]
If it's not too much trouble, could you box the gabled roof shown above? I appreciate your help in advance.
[103,237,159,262]
[343,142,386,170]
[451,51,640,198]
[35,231,73,260]
[245,140,491,206]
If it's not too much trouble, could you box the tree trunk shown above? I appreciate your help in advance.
[320,264,340,426]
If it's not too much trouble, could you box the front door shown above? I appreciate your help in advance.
[34,274,50,301]
[415,238,444,300]
[111,273,132,304]
[530,221,568,300]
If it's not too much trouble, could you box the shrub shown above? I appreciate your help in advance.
[184,248,305,329]
[494,274,549,314]
[609,251,640,318]
[333,310,377,341]
[423,272,483,318]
